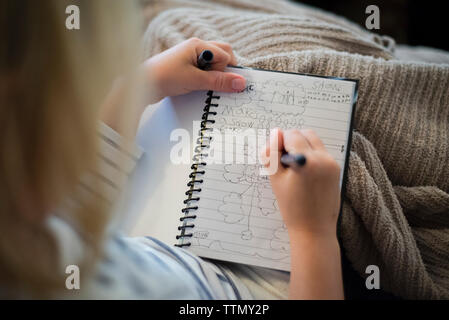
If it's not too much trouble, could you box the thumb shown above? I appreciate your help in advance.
[268,128,285,175]
[261,128,285,176]
[198,70,246,92]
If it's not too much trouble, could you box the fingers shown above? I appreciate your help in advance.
[283,129,312,154]
[283,129,327,154]
[194,42,232,71]
[300,129,326,151]
[190,38,237,70]
[188,38,245,92]
[262,129,326,175]
[195,69,246,92]
[207,41,238,66]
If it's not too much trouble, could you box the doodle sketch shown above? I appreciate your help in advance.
[186,68,356,271]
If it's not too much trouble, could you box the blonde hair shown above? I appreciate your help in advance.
[0,0,142,297]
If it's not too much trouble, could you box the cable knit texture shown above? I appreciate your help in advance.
[141,0,449,299]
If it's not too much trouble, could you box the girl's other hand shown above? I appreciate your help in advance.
[144,38,246,103]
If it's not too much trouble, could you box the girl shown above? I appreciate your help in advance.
[0,0,343,299]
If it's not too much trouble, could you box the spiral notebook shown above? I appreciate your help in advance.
[129,66,358,272]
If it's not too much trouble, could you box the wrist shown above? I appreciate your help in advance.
[288,229,339,250]
[287,229,343,300]
[142,58,164,104]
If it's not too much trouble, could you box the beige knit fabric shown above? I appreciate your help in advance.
[141,0,449,299]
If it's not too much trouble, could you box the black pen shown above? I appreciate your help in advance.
[280,152,307,168]
[197,50,214,70]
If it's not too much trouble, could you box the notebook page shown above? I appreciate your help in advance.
[186,67,357,271]
[127,92,206,244]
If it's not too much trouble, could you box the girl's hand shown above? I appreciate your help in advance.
[263,128,344,299]
[144,38,246,103]
[263,128,341,240]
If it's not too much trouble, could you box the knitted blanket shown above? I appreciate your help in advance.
[141,0,449,299]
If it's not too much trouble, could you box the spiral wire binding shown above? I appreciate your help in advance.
[175,91,220,247]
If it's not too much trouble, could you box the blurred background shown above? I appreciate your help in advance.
[295,0,449,51]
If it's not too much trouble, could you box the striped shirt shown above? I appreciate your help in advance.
[48,122,255,299]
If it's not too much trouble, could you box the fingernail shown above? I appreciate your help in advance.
[232,78,245,91]
[260,149,269,166]
[269,129,275,144]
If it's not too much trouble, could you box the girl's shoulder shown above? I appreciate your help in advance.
[81,235,244,299]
